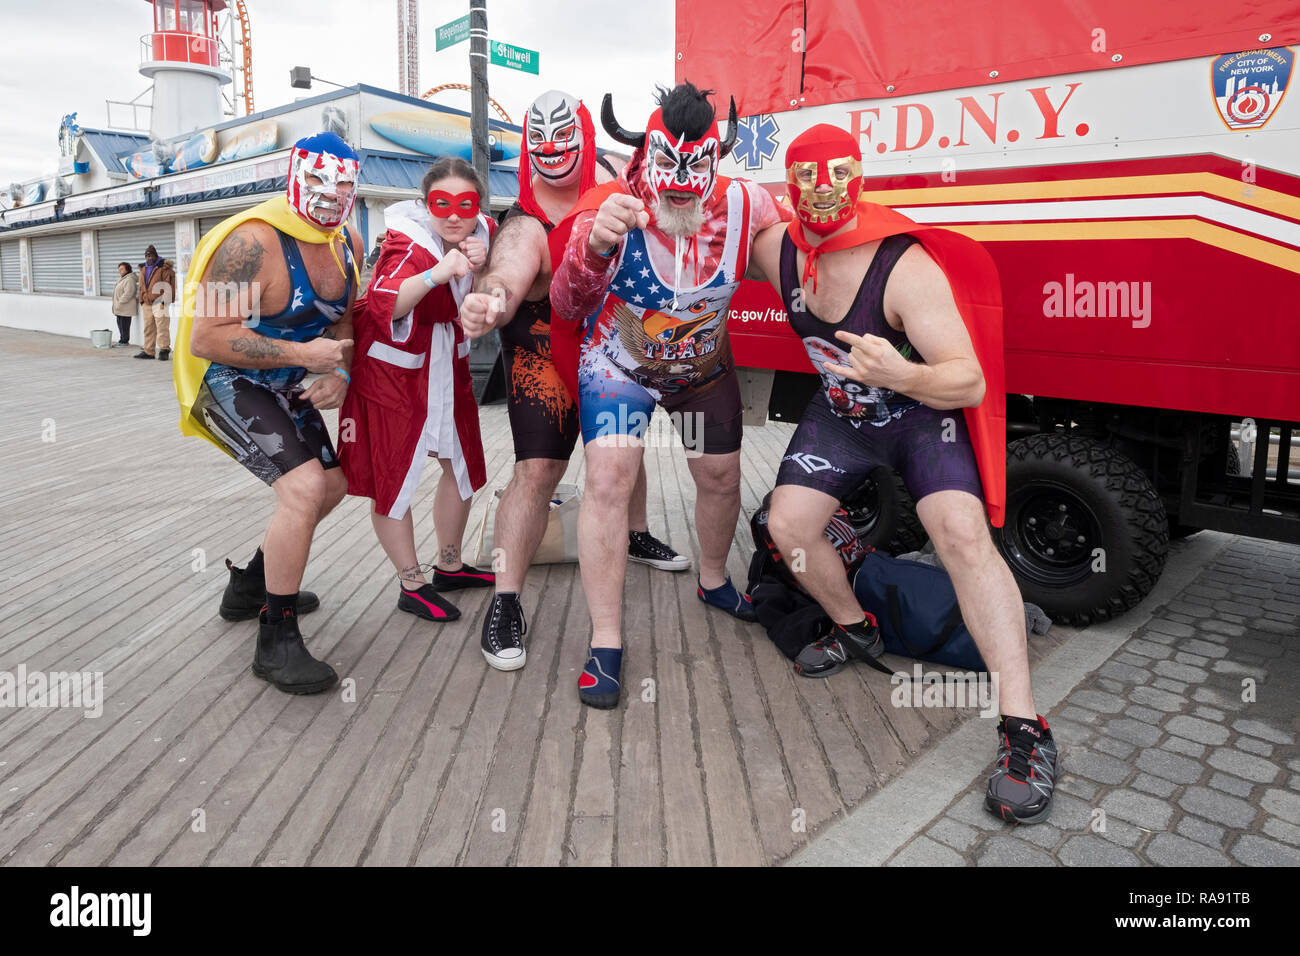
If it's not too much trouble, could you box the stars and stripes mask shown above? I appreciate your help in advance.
[644,108,721,204]
[287,133,360,229]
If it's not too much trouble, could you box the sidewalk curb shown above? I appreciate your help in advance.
[786,531,1234,867]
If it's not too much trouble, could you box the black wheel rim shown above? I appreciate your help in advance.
[841,477,881,538]
[997,480,1103,587]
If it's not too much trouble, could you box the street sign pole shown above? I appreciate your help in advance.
[469,0,490,206]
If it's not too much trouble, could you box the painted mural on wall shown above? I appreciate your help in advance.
[368,110,521,163]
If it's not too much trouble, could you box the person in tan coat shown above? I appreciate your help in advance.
[111,262,138,346]
[136,244,176,360]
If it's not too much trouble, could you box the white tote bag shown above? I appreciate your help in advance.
[474,482,582,567]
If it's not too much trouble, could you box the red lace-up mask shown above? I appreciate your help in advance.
[785,124,864,236]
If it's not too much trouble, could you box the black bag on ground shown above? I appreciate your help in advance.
[748,492,986,671]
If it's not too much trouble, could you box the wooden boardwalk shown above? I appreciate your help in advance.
[0,327,1071,866]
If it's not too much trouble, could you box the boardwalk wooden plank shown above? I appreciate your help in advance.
[0,328,1054,868]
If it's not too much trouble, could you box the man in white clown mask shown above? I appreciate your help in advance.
[458,90,689,675]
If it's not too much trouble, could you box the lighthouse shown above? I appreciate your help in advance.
[139,0,232,141]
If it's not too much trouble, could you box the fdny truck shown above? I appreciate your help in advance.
[684,1,1300,624]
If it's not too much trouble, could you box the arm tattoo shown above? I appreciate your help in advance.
[478,274,512,302]
[209,229,265,285]
[230,337,284,359]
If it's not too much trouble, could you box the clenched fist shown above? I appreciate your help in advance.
[298,336,353,374]
[460,289,507,339]
[459,236,487,270]
[824,330,916,392]
[431,248,471,286]
[588,193,649,253]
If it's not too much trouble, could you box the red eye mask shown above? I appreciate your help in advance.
[427,190,481,219]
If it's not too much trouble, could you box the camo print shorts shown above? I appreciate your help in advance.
[193,362,340,486]
[776,394,983,504]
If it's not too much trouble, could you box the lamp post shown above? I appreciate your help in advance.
[469,0,490,205]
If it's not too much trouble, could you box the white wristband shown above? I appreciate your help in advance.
[421,268,438,289]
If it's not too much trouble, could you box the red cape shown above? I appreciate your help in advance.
[789,199,1006,526]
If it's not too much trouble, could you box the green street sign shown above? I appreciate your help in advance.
[490,40,539,74]
[435,15,471,50]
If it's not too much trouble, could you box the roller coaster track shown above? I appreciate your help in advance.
[235,0,254,114]
[421,83,513,124]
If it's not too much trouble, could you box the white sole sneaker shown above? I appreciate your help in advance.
[482,648,527,671]
[628,552,691,572]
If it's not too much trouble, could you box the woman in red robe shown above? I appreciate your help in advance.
[340,157,495,622]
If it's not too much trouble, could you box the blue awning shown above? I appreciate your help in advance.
[358,150,519,201]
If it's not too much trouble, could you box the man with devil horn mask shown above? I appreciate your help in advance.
[748,123,1059,825]
[545,81,790,709]
[173,131,364,696]
[460,89,689,675]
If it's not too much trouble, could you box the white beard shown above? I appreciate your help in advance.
[654,194,705,238]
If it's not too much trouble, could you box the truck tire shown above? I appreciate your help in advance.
[993,434,1168,626]
[841,466,930,555]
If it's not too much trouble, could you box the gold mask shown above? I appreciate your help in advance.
[786,155,862,234]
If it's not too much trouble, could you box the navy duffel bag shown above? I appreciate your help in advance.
[851,548,987,672]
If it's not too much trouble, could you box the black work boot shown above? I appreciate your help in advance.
[219,558,320,621]
[252,609,338,695]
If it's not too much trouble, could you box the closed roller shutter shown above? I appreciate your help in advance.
[198,215,230,240]
[0,241,19,291]
[29,234,82,294]
[96,222,176,295]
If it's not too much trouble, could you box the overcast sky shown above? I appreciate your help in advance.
[0,0,675,184]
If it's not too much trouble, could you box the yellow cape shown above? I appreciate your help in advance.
[172,195,361,452]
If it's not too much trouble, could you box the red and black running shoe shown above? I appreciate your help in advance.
[985,715,1060,824]
[398,583,461,622]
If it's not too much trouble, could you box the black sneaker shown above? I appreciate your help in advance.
[627,530,690,571]
[219,558,320,621]
[251,608,337,695]
[133,351,153,359]
[832,617,884,663]
[397,583,461,622]
[985,715,1059,824]
[431,563,495,591]
[794,631,852,678]
[481,592,527,671]
[157,348,171,361]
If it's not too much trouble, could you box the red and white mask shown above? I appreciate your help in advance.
[526,90,585,187]
[784,124,863,237]
[644,108,721,204]
[287,136,360,229]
